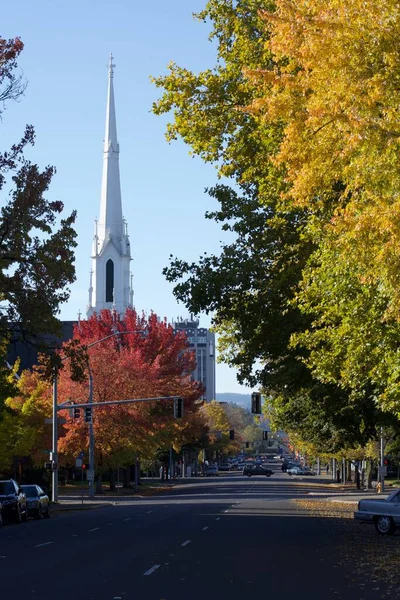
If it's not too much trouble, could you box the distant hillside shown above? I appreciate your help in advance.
[216,393,251,409]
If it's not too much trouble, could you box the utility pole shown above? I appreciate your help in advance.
[380,427,385,493]
[88,370,94,498]
[51,374,58,502]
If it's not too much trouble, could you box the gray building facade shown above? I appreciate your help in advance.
[172,318,216,403]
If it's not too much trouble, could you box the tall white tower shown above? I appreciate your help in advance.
[87,55,133,317]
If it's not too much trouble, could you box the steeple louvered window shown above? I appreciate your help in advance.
[106,259,114,302]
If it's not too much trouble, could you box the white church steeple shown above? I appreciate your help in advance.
[87,54,133,317]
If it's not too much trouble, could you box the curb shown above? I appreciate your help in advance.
[50,503,112,514]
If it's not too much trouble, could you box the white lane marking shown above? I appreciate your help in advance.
[35,541,53,548]
[123,518,132,522]
[89,527,100,532]
[181,540,191,547]
[202,526,210,531]
[143,564,160,576]
[215,517,220,521]
[72,534,78,537]
[146,510,152,514]
[224,510,229,513]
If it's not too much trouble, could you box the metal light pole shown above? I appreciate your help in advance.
[88,369,95,498]
[380,426,385,493]
[51,374,59,502]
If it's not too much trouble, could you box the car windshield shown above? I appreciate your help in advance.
[22,486,38,498]
[386,489,400,502]
[0,482,14,495]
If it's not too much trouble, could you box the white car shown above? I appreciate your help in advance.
[354,488,400,535]
[287,466,305,476]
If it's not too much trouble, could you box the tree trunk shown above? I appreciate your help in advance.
[95,473,102,494]
[347,460,352,483]
[109,469,116,491]
[366,460,374,489]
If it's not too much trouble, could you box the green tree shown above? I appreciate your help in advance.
[0,36,77,380]
[152,1,392,454]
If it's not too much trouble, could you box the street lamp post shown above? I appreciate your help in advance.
[380,426,385,493]
[51,374,59,502]
[88,368,94,498]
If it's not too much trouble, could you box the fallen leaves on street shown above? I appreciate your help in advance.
[295,499,400,598]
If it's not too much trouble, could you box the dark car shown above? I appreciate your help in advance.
[21,485,50,519]
[0,480,28,523]
[206,465,219,477]
[218,464,232,472]
[243,464,274,478]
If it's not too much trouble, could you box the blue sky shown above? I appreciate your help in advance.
[2,1,253,395]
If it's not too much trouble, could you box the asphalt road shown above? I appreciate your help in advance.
[0,470,393,600]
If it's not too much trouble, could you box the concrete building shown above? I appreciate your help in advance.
[87,54,133,317]
[172,317,216,402]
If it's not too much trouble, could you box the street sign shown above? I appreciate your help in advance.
[86,469,95,481]
[75,459,83,468]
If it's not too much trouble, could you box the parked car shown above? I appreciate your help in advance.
[218,464,232,472]
[287,466,310,476]
[354,488,400,535]
[243,464,274,477]
[21,485,50,519]
[0,480,28,523]
[206,465,219,477]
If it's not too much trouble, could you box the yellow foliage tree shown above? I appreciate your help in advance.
[247,0,400,313]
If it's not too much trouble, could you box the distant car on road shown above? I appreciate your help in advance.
[0,480,28,524]
[243,464,274,478]
[206,465,219,477]
[354,488,400,535]
[21,485,50,519]
[287,466,314,476]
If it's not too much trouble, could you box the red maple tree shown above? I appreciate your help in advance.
[57,309,205,475]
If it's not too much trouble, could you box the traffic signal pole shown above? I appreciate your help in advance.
[88,370,94,499]
[51,374,59,502]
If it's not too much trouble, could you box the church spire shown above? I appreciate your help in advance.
[87,55,133,318]
[98,53,123,252]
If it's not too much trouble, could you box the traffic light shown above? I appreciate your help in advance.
[229,429,235,440]
[74,407,81,419]
[44,461,52,470]
[174,397,183,419]
[262,431,268,441]
[251,392,262,414]
[84,406,92,423]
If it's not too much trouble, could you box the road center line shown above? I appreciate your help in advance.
[215,517,220,521]
[146,510,152,514]
[35,541,53,548]
[181,540,191,547]
[89,527,100,532]
[202,526,210,531]
[123,518,132,522]
[143,564,160,576]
